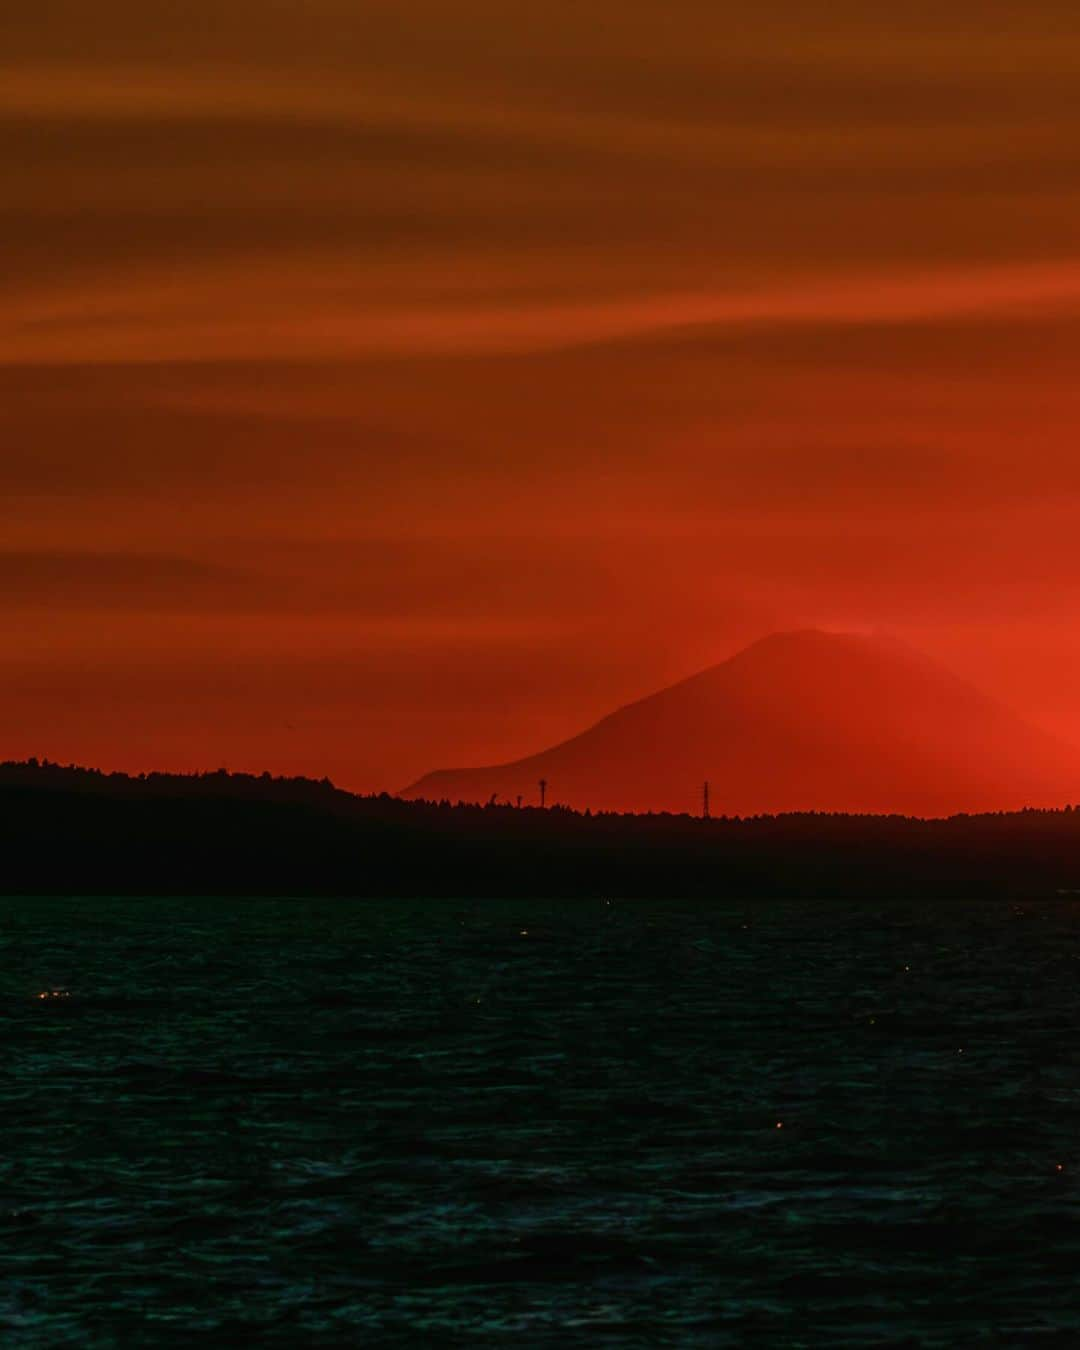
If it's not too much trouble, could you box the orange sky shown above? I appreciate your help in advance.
[6,1,1080,791]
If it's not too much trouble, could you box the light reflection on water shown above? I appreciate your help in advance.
[4,895,1080,1345]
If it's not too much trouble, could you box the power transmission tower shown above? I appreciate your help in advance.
[703,780,710,819]
[539,778,548,808]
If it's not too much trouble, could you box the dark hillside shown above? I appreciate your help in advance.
[4,760,1080,898]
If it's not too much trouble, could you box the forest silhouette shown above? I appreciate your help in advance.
[5,759,1080,899]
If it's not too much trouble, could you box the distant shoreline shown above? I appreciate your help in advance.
[2,759,1080,899]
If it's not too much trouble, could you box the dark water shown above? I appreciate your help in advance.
[5,897,1080,1346]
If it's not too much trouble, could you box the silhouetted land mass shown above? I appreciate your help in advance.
[404,631,1080,817]
[5,759,1080,898]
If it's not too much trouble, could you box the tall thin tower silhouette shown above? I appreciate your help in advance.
[703,780,710,820]
[539,778,548,808]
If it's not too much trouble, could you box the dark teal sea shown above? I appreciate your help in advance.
[5,896,1080,1346]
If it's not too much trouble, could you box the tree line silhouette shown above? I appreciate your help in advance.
[3,759,1080,898]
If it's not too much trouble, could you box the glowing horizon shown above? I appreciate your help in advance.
[6,1,1080,798]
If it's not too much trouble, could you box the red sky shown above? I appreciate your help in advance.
[6,1,1080,791]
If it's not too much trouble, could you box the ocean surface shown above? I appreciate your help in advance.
[5,896,1080,1346]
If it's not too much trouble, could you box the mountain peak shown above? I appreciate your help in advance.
[403,632,1078,817]
[731,627,933,666]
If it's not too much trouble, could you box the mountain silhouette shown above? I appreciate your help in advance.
[403,630,1080,817]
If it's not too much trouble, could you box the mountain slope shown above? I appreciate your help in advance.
[402,630,1080,817]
